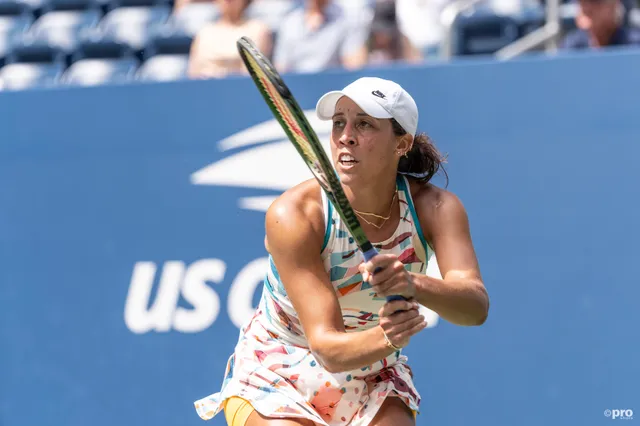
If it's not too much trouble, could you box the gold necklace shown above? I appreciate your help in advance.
[354,192,397,229]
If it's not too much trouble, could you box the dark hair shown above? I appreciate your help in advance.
[391,118,448,186]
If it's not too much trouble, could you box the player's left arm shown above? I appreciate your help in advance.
[412,186,489,326]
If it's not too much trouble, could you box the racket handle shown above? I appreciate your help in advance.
[362,247,407,302]
[362,246,378,263]
[386,295,406,302]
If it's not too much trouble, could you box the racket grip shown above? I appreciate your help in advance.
[386,295,406,302]
[362,247,407,302]
[362,246,378,263]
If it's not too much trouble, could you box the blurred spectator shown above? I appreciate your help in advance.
[367,0,404,65]
[273,0,370,74]
[174,0,204,12]
[561,0,640,49]
[396,0,452,60]
[188,0,272,79]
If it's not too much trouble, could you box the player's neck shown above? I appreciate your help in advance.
[344,179,398,222]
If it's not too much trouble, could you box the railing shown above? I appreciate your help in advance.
[495,0,563,59]
[439,0,570,60]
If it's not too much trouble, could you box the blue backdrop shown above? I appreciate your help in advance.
[1,49,639,426]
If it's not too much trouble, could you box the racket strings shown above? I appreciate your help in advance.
[245,54,331,189]
[245,55,318,162]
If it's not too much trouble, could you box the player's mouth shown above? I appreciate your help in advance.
[338,153,358,169]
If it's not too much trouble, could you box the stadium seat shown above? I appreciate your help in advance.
[42,0,101,12]
[160,2,218,38]
[0,0,30,15]
[245,0,296,32]
[72,36,131,61]
[137,52,186,81]
[144,29,190,58]
[5,36,65,62]
[108,0,170,9]
[143,3,216,58]
[60,55,137,85]
[0,14,33,64]
[452,6,520,56]
[0,60,64,88]
[14,9,101,54]
[7,0,48,15]
[80,5,170,52]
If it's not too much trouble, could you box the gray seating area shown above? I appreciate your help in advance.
[0,0,637,90]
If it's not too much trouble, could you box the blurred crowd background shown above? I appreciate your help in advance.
[0,0,639,89]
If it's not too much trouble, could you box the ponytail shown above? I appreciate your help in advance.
[391,118,448,186]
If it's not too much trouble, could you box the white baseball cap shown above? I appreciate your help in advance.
[316,77,418,136]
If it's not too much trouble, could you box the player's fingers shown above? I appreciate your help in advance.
[379,299,418,317]
[363,254,397,273]
[387,308,420,326]
[373,275,409,298]
[392,316,428,342]
[367,262,397,286]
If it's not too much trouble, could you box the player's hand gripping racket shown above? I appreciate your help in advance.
[236,36,405,302]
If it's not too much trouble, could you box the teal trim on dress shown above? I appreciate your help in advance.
[269,257,281,283]
[321,196,333,252]
[397,175,429,259]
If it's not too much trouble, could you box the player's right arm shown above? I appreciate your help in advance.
[265,184,423,373]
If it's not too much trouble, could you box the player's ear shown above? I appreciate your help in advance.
[396,134,413,155]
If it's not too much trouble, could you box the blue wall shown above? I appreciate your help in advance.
[1,49,639,426]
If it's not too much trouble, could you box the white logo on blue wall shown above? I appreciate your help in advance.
[124,110,440,333]
[125,258,269,333]
[190,109,333,212]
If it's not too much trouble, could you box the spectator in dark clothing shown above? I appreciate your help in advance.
[367,0,404,65]
[561,0,640,49]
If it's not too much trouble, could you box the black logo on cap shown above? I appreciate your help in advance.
[372,90,386,99]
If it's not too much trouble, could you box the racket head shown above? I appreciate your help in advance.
[236,36,374,255]
[237,37,406,303]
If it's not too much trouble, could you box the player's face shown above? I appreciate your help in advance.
[330,97,398,184]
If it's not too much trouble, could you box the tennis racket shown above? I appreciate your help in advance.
[236,36,404,302]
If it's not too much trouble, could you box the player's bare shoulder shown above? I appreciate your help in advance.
[408,179,458,211]
[407,178,469,239]
[265,179,325,253]
[267,178,323,224]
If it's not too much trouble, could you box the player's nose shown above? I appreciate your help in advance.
[339,125,357,146]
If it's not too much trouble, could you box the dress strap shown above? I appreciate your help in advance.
[320,189,332,252]
[397,175,429,253]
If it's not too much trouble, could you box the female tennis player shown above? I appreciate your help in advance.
[194,77,489,426]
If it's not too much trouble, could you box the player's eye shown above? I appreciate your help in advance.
[332,120,345,129]
[358,120,373,129]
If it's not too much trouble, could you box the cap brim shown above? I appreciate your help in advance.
[316,90,393,121]
[316,91,345,120]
